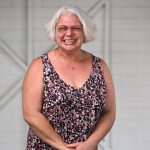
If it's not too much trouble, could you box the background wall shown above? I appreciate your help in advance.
[0,0,150,150]
[111,0,150,149]
[0,0,27,149]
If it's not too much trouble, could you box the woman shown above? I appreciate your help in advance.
[22,6,116,150]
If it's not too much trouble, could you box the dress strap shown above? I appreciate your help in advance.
[40,53,49,66]
[92,55,102,74]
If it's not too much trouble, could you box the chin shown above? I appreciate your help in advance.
[62,45,78,51]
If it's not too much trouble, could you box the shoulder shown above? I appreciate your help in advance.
[23,56,44,82]
[91,55,110,72]
[82,50,94,62]
[28,56,43,72]
[99,58,112,77]
[91,56,113,83]
[98,58,114,90]
[99,58,109,71]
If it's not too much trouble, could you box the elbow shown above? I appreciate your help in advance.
[23,112,36,126]
[109,108,116,123]
[23,112,32,125]
[112,111,116,125]
[23,110,42,128]
[110,109,116,128]
[103,108,116,126]
[113,107,116,122]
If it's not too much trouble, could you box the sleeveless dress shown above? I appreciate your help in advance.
[26,53,107,150]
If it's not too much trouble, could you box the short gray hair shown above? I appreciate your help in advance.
[45,6,97,43]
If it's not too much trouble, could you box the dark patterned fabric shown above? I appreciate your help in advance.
[26,53,107,150]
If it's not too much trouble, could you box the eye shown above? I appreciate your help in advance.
[72,27,80,31]
[58,27,67,32]
[72,26,83,32]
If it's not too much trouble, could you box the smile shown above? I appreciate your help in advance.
[63,39,76,44]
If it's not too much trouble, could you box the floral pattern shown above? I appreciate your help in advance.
[26,53,107,150]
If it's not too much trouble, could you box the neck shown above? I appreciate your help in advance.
[55,47,84,62]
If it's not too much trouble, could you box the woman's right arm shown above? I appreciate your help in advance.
[22,57,75,150]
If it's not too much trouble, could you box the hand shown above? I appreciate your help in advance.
[66,141,96,150]
[55,143,77,150]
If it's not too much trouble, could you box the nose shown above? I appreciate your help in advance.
[66,28,73,36]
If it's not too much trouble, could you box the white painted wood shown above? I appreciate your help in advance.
[0,39,27,71]
[0,77,22,110]
[104,0,111,66]
[27,0,34,64]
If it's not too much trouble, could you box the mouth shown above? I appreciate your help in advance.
[63,39,76,45]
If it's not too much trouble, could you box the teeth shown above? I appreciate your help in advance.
[64,39,75,44]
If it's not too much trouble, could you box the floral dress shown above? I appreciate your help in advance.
[26,53,107,150]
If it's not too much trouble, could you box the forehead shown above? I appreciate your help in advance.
[57,12,81,26]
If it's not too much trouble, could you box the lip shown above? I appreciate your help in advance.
[63,39,76,44]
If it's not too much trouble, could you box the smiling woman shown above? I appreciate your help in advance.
[22,5,116,150]
[55,12,85,52]
[46,6,96,43]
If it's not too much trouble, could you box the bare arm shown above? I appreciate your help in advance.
[67,59,116,150]
[86,59,116,148]
[22,58,75,150]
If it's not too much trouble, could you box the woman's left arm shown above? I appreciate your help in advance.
[86,59,116,149]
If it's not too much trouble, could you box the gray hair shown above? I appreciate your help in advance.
[45,6,97,43]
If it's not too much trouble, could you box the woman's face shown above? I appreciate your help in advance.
[55,12,85,51]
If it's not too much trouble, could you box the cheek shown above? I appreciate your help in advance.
[77,32,85,40]
[79,34,85,43]
[55,34,63,42]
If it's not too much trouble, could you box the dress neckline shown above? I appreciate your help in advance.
[45,53,95,90]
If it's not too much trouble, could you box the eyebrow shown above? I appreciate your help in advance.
[56,25,83,28]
